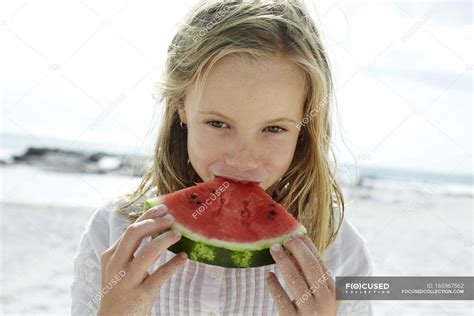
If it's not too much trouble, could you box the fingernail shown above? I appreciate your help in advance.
[179,251,188,259]
[150,205,167,216]
[164,230,180,238]
[270,243,282,252]
[162,213,175,221]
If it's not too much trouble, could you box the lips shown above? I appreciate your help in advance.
[213,173,262,184]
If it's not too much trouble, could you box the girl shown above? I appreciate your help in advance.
[71,1,374,315]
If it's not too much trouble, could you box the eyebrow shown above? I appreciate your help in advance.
[199,110,298,124]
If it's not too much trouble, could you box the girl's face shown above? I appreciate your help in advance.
[178,53,306,194]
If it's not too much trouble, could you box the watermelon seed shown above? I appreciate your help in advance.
[240,209,250,218]
[190,193,199,199]
[268,209,277,220]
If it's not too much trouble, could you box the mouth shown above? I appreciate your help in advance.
[213,174,262,185]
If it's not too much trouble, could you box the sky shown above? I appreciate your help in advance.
[1,0,472,175]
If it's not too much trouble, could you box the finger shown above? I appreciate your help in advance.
[269,243,310,305]
[128,230,182,284]
[108,205,169,255]
[289,255,304,276]
[138,204,169,222]
[296,234,318,257]
[140,270,151,284]
[110,210,175,267]
[283,237,323,292]
[297,235,335,290]
[265,272,297,315]
[141,251,187,292]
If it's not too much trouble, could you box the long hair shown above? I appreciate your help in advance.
[115,0,345,256]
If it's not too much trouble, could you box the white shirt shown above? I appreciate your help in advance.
[70,189,374,315]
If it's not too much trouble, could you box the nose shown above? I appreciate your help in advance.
[225,146,261,171]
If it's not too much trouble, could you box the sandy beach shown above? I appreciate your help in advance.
[1,164,472,315]
[343,184,473,315]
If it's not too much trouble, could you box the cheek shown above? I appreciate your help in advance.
[187,125,223,162]
[261,137,298,169]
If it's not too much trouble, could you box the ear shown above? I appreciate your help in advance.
[177,101,187,124]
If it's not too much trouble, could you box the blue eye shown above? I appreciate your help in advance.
[206,121,286,134]
[264,126,286,134]
[206,120,229,129]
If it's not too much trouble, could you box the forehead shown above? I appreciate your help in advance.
[186,53,306,119]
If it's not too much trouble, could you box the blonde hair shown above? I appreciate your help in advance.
[115,0,345,256]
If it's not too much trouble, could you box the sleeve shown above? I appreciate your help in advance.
[336,220,375,316]
[70,206,112,316]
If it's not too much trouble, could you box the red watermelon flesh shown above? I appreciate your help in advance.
[162,177,300,243]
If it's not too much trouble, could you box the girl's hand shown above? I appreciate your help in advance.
[266,233,341,316]
[97,204,187,316]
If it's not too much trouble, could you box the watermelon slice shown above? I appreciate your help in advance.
[142,176,307,268]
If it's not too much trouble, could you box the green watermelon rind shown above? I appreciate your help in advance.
[143,196,308,268]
